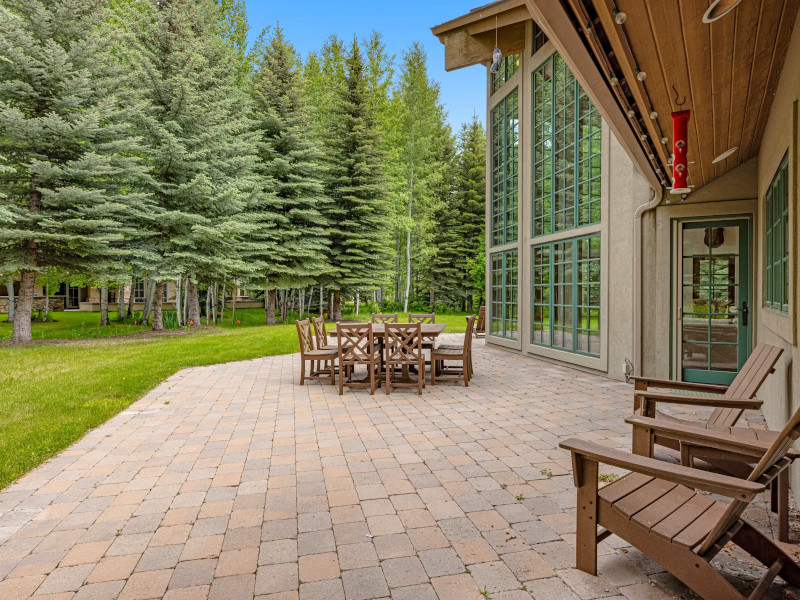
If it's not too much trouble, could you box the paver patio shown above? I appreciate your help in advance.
[0,336,797,599]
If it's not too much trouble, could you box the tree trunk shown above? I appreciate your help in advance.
[266,289,276,325]
[44,283,50,322]
[394,233,401,301]
[126,275,135,317]
[205,286,210,325]
[142,278,154,324]
[5,276,15,323]
[212,283,217,325]
[175,277,182,327]
[231,288,237,324]
[299,288,305,320]
[319,285,323,317]
[220,283,226,322]
[183,276,189,321]
[151,281,165,331]
[100,284,109,326]
[467,296,474,313]
[187,279,200,326]
[355,292,360,317]
[11,270,35,343]
[118,283,126,319]
[333,290,342,322]
[328,293,333,316]
[403,228,412,313]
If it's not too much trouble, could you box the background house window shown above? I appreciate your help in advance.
[133,278,146,302]
[490,249,518,339]
[533,53,601,237]
[491,88,519,246]
[765,154,789,312]
[532,234,600,355]
[490,54,519,95]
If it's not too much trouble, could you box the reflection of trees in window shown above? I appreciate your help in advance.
[491,89,519,246]
[490,250,518,339]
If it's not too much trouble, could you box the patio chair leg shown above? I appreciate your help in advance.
[300,360,305,385]
[330,359,335,386]
[418,363,423,395]
[463,362,469,387]
[338,362,344,395]
[778,469,789,542]
[386,364,391,395]
[431,361,436,386]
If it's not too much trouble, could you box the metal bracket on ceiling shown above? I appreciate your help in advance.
[672,85,686,107]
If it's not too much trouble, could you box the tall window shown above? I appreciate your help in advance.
[765,154,789,312]
[532,22,548,55]
[490,54,519,95]
[532,235,600,355]
[490,250,518,339]
[491,89,519,246]
[533,54,601,236]
[133,278,145,302]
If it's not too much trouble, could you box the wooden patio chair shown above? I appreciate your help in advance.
[371,313,398,324]
[437,315,476,380]
[431,315,475,387]
[474,306,485,338]
[295,319,336,386]
[626,412,800,542]
[559,405,800,600]
[408,313,435,351]
[630,344,783,456]
[337,322,381,395]
[384,322,425,395]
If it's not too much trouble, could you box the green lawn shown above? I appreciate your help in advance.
[0,309,469,489]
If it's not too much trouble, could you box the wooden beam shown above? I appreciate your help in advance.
[466,5,531,35]
[523,0,662,191]
[432,0,526,37]
[442,23,526,72]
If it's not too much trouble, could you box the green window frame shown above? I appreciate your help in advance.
[533,53,602,237]
[490,249,518,339]
[532,234,600,356]
[491,88,519,247]
[490,54,519,95]
[765,154,789,312]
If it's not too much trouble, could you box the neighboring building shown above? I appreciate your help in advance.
[432,0,799,486]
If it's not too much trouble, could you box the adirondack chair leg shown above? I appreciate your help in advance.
[731,519,800,588]
[300,360,306,385]
[463,363,469,387]
[574,456,599,575]
[630,424,653,457]
[338,362,344,396]
[329,360,335,386]
[386,365,391,395]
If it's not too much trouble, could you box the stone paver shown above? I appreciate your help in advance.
[0,339,794,599]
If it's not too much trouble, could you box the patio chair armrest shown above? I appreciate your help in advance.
[559,438,765,499]
[629,376,729,394]
[634,390,763,410]
[624,415,793,459]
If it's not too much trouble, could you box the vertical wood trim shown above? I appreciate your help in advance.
[575,456,599,575]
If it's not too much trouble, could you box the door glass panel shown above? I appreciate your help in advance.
[680,223,746,383]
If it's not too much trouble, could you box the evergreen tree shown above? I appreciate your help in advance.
[248,25,330,324]
[0,0,148,342]
[304,35,347,142]
[456,116,486,310]
[115,0,257,330]
[323,37,391,320]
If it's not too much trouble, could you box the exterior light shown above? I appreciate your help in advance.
[661,137,668,145]
[614,8,627,24]
[712,146,738,163]
[609,76,618,86]
[627,109,635,118]
[640,133,648,140]
[490,47,502,73]
[649,110,658,120]
[636,70,646,82]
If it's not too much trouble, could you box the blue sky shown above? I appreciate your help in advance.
[244,1,487,131]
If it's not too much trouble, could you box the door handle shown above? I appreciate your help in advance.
[741,301,749,326]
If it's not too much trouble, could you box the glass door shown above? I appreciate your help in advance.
[679,219,750,384]
[67,286,80,310]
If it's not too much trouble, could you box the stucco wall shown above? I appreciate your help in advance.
[756,14,800,494]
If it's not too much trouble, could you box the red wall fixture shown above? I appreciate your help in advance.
[671,110,691,194]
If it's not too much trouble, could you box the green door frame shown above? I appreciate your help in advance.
[672,217,752,385]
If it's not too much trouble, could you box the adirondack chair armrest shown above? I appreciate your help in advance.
[629,376,729,394]
[625,415,790,458]
[559,438,766,499]
[634,390,763,410]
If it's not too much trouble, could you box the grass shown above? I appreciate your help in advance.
[0,308,470,490]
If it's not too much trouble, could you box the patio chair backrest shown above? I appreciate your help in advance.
[706,344,783,427]
[296,319,315,354]
[385,323,423,364]
[464,315,476,352]
[311,316,328,349]
[337,323,374,363]
[475,306,485,332]
[408,313,435,324]
[697,401,800,556]
[372,313,398,324]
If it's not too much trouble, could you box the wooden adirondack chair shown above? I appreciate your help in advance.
[336,323,381,395]
[630,344,783,456]
[385,322,425,395]
[474,306,486,338]
[560,404,800,600]
[295,319,336,386]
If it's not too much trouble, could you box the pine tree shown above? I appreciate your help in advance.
[456,116,486,310]
[248,25,330,324]
[0,0,148,342]
[323,37,392,320]
[114,0,257,330]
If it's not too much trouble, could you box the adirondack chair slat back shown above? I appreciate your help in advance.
[311,317,328,350]
[337,323,374,362]
[372,313,398,324]
[697,402,800,556]
[408,313,435,324]
[706,344,783,427]
[296,319,315,354]
[385,323,423,362]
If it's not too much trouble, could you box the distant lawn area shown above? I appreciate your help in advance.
[0,309,470,489]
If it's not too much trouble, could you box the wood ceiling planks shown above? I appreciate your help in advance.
[569,0,799,192]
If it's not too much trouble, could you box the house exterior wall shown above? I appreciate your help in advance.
[484,21,650,381]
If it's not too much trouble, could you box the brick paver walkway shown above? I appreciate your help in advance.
[0,337,797,599]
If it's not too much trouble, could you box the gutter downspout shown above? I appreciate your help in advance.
[632,187,661,381]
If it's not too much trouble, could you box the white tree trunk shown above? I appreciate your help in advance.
[205,286,210,325]
[183,276,189,321]
[5,276,15,323]
[299,288,305,320]
[127,275,135,317]
[100,284,109,326]
[403,170,414,313]
[355,292,360,317]
[319,285,323,317]
[221,283,226,322]
[175,277,182,327]
[212,283,218,325]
